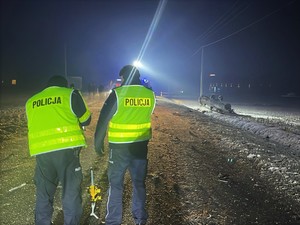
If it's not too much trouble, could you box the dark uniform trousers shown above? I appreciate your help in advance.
[105,148,148,225]
[34,148,83,225]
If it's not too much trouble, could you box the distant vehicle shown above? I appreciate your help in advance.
[109,77,152,91]
[113,78,122,88]
[141,77,152,89]
[106,78,122,95]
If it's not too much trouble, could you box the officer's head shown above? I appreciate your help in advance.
[47,75,68,88]
[119,65,141,85]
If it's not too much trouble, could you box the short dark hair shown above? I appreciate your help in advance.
[47,75,68,87]
[119,65,140,79]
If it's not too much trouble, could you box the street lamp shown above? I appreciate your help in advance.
[133,60,143,68]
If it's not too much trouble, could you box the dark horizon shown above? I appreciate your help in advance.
[1,0,300,97]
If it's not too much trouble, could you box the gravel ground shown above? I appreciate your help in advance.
[0,94,299,225]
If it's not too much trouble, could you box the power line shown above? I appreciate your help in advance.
[196,1,250,43]
[195,0,239,41]
[192,0,296,57]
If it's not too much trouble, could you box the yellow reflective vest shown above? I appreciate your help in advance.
[26,86,90,156]
[108,85,156,143]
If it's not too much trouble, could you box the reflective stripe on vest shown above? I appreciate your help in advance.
[108,85,155,143]
[79,109,91,123]
[26,87,87,156]
[109,122,151,130]
[77,91,91,123]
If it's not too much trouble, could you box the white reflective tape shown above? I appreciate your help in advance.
[75,167,81,172]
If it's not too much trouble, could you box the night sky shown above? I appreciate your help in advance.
[1,0,299,97]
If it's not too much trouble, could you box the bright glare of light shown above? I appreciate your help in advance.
[133,60,143,68]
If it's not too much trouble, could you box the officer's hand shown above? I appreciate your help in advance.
[96,143,105,157]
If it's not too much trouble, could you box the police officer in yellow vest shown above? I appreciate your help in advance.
[26,75,91,225]
[94,65,155,225]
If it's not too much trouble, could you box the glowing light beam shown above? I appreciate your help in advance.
[136,0,167,62]
[125,0,168,85]
[133,60,143,68]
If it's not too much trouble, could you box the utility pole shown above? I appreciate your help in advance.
[200,47,204,98]
[64,44,68,78]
